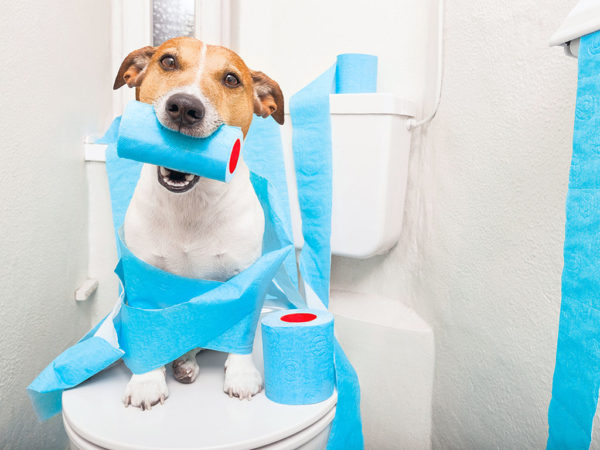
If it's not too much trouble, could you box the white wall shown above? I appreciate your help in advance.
[0,1,112,447]
[231,0,436,108]
[417,1,578,448]
[88,0,152,326]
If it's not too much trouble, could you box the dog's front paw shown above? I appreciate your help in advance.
[172,351,200,384]
[223,354,263,400]
[123,366,168,410]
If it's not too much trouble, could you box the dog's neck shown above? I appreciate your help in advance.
[123,156,264,280]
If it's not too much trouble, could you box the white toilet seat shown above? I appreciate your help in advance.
[63,401,335,450]
[62,348,337,450]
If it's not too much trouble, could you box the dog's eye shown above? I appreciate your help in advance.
[160,55,177,70]
[223,73,241,88]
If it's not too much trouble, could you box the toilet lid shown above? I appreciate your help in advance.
[62,350,337,450]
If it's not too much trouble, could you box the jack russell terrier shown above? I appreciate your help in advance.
[112,37,284,410]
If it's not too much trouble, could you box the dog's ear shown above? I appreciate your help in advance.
[113,46,156,90]
[251,71,284,125]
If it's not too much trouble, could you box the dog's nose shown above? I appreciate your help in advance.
[165,94,205,126]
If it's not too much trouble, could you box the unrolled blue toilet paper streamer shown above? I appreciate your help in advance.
[289,53,374,449]
[291,53,376,307]
[548,31,600,449]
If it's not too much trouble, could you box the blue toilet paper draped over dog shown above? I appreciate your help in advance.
[27,116,298,417]
[548,31,600,449]
[28,54,370,449]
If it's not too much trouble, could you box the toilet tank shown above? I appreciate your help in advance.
[281,93,416,259]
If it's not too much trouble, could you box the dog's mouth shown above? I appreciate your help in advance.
[157,166,200,193]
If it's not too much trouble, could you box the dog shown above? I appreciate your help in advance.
[112,37,284,410]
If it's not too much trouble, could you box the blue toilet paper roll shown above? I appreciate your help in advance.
[117,101,243,182]
[335,53,377,94]
[262,309,335,405]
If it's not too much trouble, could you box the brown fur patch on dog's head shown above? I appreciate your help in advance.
[114,37,284,136]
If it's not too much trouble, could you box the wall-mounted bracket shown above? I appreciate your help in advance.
[75,279,99,302]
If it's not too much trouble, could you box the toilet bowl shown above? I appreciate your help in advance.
[62,318,337,450]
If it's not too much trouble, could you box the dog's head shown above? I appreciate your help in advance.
[113,37,283,192]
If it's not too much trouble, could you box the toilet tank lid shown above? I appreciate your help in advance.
[284,93,417,117]
[330,93,417,117]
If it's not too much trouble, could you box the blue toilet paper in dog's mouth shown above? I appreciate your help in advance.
[117,100,243,183]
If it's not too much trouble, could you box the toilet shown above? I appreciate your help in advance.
[62,315,337,450]
[73,92,419,448]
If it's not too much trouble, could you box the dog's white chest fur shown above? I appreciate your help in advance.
[123,161,264,281]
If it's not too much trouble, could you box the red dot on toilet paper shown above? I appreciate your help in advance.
[229,139,241,174]
[280,313,317,323]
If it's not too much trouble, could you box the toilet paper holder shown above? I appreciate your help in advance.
[550,0,600,58]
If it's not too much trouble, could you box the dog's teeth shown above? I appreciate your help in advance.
[185,173,194,181]
[159,167,170,176]
[164,178,185,187]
